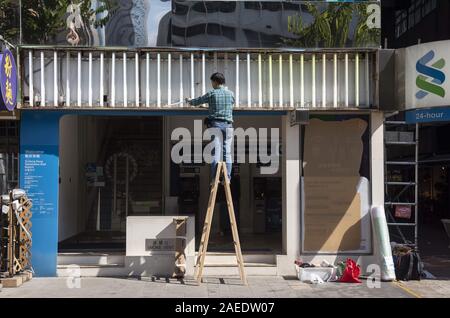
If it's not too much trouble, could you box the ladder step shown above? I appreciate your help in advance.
[385,202,416,206]
[385,141,417,145]
[387,223,416,227]
[386,161,417,165]
[385,121,408,125]
[385,181,416,186]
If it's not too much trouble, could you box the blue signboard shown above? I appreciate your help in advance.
[20,112,61,277]
[406,107,450,124]
[0,48,18,111]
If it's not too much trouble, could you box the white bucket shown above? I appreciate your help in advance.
[296,266,337,283]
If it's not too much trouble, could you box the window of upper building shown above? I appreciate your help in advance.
[396,0,437,38]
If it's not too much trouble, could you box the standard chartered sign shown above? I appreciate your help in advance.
[405,40,450,109]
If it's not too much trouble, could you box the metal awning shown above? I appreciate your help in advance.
[17,46,378,111]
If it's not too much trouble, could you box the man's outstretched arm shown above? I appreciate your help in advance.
[187,92,210,106]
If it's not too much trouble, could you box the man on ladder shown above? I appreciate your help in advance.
[186,73,248,285]
[187,72,234,183]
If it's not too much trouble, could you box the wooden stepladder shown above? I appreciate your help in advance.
[194,162,248,285]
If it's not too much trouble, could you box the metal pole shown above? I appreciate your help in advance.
[125,155,129,217]
[415,123,419,251]
[113,155,117,218]
[96,188,101,231]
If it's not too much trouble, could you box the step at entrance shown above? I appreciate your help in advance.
[200,253,277,276]
[57,252,127,277]
[57,252,278,277]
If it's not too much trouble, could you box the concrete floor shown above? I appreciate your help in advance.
[0,276,423,298]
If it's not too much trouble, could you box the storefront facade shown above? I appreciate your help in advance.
[15,46,386,277]
[9,0,387,277]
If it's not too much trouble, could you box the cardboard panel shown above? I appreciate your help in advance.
[303,118,368,253]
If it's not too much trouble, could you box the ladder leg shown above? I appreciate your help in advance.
[195,162,223,283]
[195,165,221,264]
[222,164,248,286]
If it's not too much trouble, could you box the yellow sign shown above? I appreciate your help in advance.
[5,80,13,105]
[4,55,12,79]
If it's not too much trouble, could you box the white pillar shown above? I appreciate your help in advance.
[371,111,385,206]
[281,115,301,257]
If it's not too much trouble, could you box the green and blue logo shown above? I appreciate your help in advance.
[416,50,446,99]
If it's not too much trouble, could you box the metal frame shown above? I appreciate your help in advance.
[384,120,419,250]
[19,46,378,111]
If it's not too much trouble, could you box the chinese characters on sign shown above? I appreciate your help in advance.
[145,239,176,252]
[0,48,17,111]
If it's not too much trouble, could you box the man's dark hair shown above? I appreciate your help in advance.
[210,72,226,85]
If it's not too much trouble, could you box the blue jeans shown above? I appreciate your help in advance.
[209,120,233,182]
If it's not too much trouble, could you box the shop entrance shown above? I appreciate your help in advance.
[168,116,283,254]
[58,116,163,252]
[417,123,450,277]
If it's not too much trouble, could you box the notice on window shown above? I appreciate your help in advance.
[303,118,370,253]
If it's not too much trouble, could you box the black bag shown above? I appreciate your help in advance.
[394,249,423,281]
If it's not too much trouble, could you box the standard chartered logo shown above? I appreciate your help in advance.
[416,50,446,100]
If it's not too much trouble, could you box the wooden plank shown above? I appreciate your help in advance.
[1,276,23,288]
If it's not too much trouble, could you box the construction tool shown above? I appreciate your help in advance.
[194,162,247,285]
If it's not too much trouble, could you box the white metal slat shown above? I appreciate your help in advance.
[333,53,338,108]
[190,53,195,99]
[235,53,239,108]
[28,51,34,107]
[100,52,104,107]
[123,52,127,107]
[66,52,70,107]
[322,53,326,108]
[258,54,262,108]
[146,52,150,107]
[300,54,304,108]
[365,52,370,108]
[157,53,161,108]
[167,53,171,106]
[135,52,140,107]
[355,53,360,107]
[77,51,81,107]
[54,51,58,107]
[40,51,45,107]
[179,54,183,106]
[345,53,349,108]
[247,53,251,108]
[111,52,116,107]
[279,54,283,108]
[312,54,316,108]
[289,54,293,108]
[202,52,206,96]
[269,54,273,109]
[88,52,93,106]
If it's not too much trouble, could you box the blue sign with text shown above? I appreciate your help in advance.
[406,107,450,124]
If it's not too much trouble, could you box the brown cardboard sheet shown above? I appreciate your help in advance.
[303,118,368,252]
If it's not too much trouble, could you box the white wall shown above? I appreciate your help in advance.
[58,116,107,242]
[58,115,80,242]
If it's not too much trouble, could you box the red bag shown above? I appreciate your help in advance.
[339,258,361,283]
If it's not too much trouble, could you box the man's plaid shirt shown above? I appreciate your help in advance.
[190,86,234,123]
